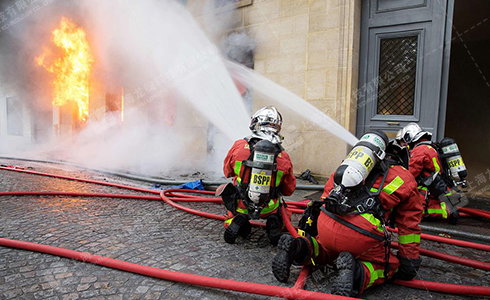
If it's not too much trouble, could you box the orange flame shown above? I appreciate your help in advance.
[36,17,94,122]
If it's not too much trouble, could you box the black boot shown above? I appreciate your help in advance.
[331,252,364,296]
[266,214,283,246]
[224,214,249,244]
[272,235,311,283]
[448,211,459,225]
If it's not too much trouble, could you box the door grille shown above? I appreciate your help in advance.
[377,36,418,115]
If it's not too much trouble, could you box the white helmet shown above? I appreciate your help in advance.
[398,122,432,144]
[249,106,283,144]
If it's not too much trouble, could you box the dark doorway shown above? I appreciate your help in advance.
[446,0,490,196]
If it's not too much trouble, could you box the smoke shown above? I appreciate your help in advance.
[0,0,252,177]
[222,32,256,69]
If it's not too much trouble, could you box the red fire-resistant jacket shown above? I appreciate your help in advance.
[408,140,443,181]
[223,138,296,197]
[321,165,424,259]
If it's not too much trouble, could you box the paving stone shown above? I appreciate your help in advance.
[34,289,55,299]
[76,284,90,292]
[55,272,73,279]
[80,276,97,284]
[134,286,150,294]
[3,288,23,299]
[1,160,489,300]
[80,289,100,298]
[62,293,80,300]
[22,284,42,293]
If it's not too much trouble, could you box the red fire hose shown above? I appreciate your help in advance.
[278,206,490,296]
[0,238,355,300]
[390,242,490,271]
[394,279,490,295]
[2,166,490,296]
[459,207,490,219]
[0,166,160,194]
[159,190,265,228]
[385,227,490,252]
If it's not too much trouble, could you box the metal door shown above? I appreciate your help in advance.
[356,0,453,140]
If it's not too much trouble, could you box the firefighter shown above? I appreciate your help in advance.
[219,106,296,245]
[397,123,460,224]
[272,131,424,296]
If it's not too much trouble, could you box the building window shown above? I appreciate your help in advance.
[7,97,24,136]
[377,35,418,115]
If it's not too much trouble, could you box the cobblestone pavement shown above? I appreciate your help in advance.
[0,159,489,299]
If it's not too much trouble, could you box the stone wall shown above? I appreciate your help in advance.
[188,0,362,178]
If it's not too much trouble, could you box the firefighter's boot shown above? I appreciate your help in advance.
[266,213,283,246]
[272,235,311,282]
[224,214,251,244]
[331,252,364,296]
[448,210,459,225]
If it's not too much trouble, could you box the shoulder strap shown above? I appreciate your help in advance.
[365,160,392,197]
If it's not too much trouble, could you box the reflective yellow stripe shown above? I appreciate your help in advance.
[360,213,384,233]
[432,157,441,173]
[362,261,385,288]
[237,207,248,214]
[236,200,279,216]
[428,202,448,219]
[311,237,319,258]
[382,176,404,195]
[224,217,233,226]
[441,202,448,218]
[260,199,280,214]
[275,170,284,187]
[234,161,242,184]
[399,234,421,244]
[370,187,379,193]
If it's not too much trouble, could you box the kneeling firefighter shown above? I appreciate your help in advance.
[397,123,468,225]
[218,106,296,245]
[272,130,424,297]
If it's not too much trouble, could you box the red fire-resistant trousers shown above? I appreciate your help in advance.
[315,212,400,293]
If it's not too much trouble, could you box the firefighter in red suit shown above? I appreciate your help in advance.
[221,106,296,245]
[398,123,459,224]
[272,131,424,297]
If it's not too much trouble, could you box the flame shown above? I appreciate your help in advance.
[36,17,94,122]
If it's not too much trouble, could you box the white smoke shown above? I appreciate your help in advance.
[0,0,252,177]
[222,31,256,69]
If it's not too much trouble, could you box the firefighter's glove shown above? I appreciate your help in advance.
[298,200,323,236]
[216,183,239,214]
[428,174,449,198]
[439,191,468,213]
[394,254,422,281]
[309,200,324,209]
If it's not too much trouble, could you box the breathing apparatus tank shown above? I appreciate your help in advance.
[326,130,389,215]
[439,137,467,186]
[336,131,388,189]
[244,139,277,219]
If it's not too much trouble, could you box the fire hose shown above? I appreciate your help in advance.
[0,156,325,190]
[162,190,490,294]
[0,238,352,300]
[1,167,490,296]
